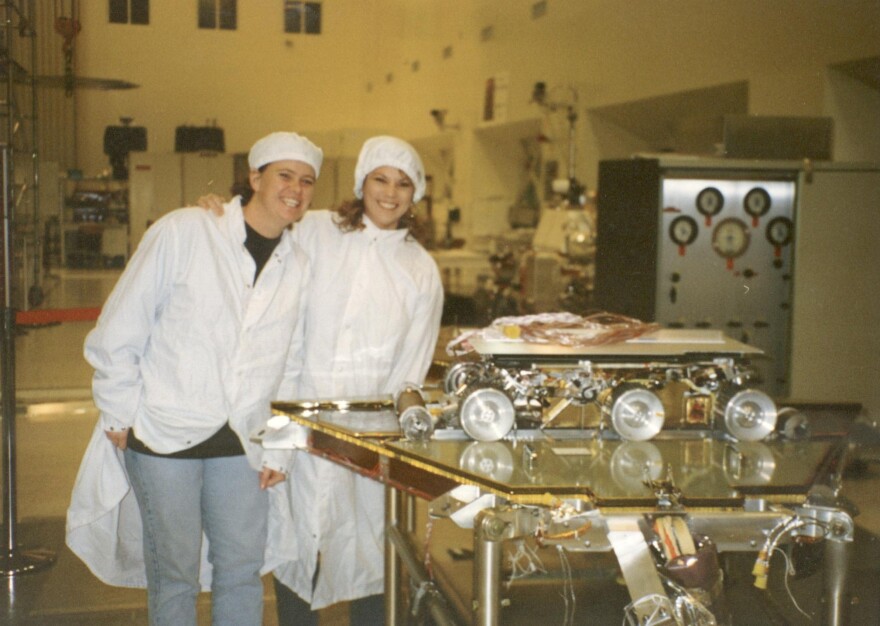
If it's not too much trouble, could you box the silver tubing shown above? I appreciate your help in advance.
[385,485,401,626]
[823,537,852,626]
[386,524,460,626]
[473,511,504,626]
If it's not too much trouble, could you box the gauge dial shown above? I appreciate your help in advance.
[669,215,698,246]
[765,216,793,247]
[743,187,772,218]
[696,187,724,217]
[712,217,750,259]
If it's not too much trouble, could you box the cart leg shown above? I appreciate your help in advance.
[823,537,851,626]
[385,485,403,626]
[473,511,505,626]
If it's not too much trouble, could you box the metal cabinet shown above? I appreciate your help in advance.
[594,156,880,413]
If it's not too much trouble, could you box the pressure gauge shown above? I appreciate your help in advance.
[669,215,698,247]
[765,216,793,247]
[696,187,724,218]
[712,218,750,259]
[743,187,772,219]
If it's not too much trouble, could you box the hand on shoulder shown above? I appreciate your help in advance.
[196,193,228,215]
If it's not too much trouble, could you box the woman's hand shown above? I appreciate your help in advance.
[196,193,228,215]
[260,467,286,489]
[105,429,128,450]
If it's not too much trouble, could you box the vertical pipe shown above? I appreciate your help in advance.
[1,308,14,559]
[567,106,576,182]
[1,143,17,561]
[473,512,503,626]
[385,524,459,626]
[823,538,851,626]
[404,492,416,533]
[384,485,401,626]
[0,3,53,578]
[71,0,79,170]
[1,3,16,546]
[28,0,40,301]
[33,1,76,170]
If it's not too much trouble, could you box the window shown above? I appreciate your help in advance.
[109,0,149,25]
[198,0,237,30]
[284,1,322,35]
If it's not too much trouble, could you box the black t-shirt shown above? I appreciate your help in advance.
[244,221,282,282]
[127,219,282,459]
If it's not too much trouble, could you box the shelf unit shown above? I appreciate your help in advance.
[59,177,129,269]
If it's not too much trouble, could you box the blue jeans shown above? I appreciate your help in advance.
[125,450,268,626]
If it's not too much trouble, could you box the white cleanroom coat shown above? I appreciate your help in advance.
[271,210,444,609]
[67,199,308,588]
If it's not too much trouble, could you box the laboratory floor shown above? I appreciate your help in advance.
[1,268,879,625]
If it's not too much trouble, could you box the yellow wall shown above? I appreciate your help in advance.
[72,0,880,212]
[73,1,375,164]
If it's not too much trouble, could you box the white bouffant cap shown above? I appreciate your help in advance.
[248,131,324,177]
[354,136,426,203]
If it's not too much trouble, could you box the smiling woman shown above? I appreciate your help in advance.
[247,161,316,237]
[359,166,414,230]
[190,136,443,624]
[67,131,323,626]
[265,136,443,625]
[335,135,429,240]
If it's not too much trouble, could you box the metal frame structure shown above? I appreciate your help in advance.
[265,402,857,625]
[1,0,41,309]
[0,0,55,578]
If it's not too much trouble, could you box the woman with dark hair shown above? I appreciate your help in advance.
[69,132,324,626]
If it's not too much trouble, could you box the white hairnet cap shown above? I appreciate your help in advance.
[354,136,426,203]
[248,131,324,177]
